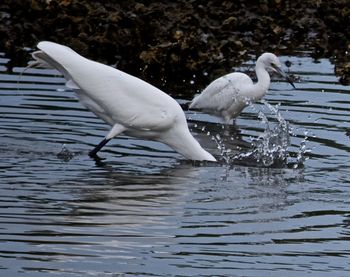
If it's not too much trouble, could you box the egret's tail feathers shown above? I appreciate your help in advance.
[29,48,72,80]
[17,51,52,87]
[30,51,54,69]
[20,51,53,78]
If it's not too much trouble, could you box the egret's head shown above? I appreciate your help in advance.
[258,53,295,89]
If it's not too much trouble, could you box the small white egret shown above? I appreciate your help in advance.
[189,53,295,123]
[29,41,216,162]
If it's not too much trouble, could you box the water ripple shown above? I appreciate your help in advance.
[0,53,349,276]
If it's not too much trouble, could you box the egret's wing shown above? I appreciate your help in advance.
[34,41,183,132]
[81,69,182,131]
[190,73,252,112]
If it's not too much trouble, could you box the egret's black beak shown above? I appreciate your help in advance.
[272,65,296,89]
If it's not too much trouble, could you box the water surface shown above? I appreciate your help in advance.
[0,52,349,276]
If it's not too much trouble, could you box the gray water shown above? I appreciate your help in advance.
[0,52,349,277]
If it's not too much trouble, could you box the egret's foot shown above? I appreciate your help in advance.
[88,151,107,167]
[88,138,111,158]
[88,150,99,158]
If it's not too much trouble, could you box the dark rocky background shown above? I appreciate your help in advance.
[0,0,349,90]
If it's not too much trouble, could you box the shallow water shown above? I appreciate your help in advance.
[0,52,350,276]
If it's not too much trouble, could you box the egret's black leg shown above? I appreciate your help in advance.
[89,138,111,157]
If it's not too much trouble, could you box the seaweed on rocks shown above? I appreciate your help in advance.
[1,0,349,89]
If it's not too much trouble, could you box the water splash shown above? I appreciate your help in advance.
[232,101,290,167]
[293,131,311,169]
[212,100,310,168]
[212,133,231,164]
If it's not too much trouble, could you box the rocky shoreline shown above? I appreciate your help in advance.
[1,0,349,88]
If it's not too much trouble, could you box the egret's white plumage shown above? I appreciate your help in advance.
[29,41,216,161]
[190,53,295,123]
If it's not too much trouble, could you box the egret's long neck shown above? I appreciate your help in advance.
[171,135,216,161]
[252,62,271,101]
[162,126,216,162]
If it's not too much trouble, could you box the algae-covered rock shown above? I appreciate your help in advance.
[0,0,348,87]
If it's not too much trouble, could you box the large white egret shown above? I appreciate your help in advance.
[189,53,295,123]
[29,41,216,161]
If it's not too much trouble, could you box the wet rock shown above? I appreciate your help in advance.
[0,0,348,89]
[335,60,350,85]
